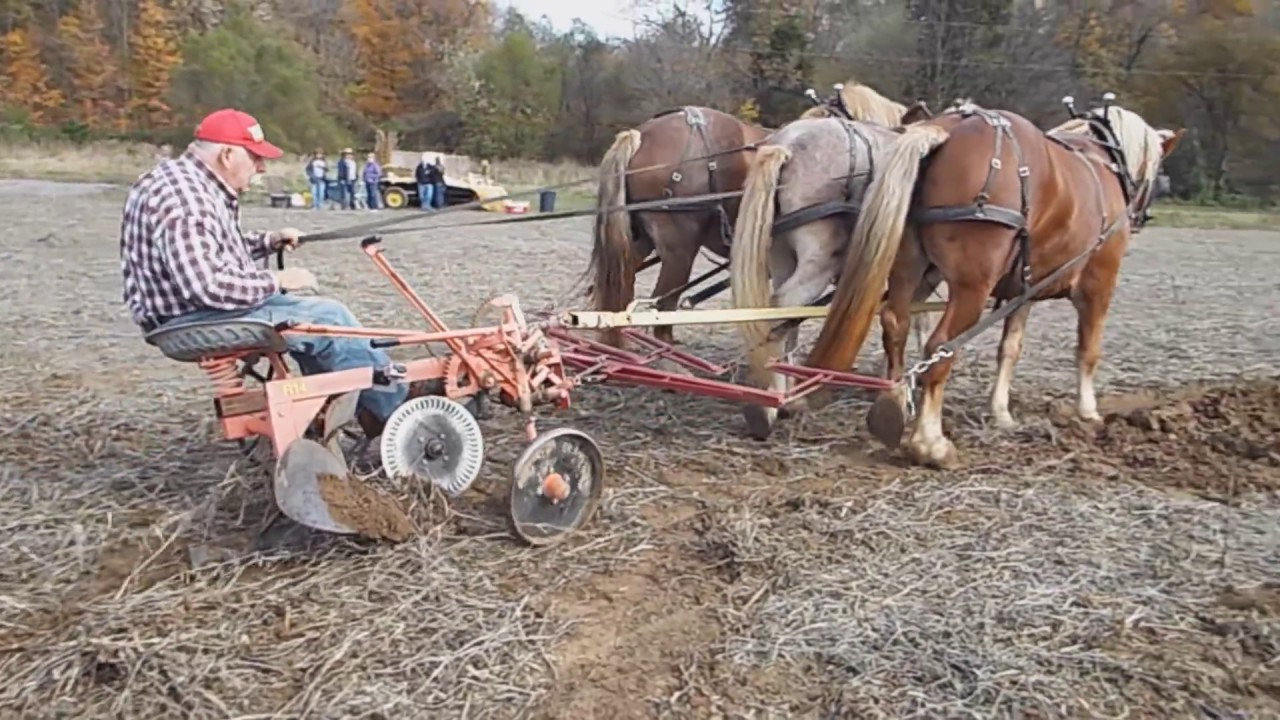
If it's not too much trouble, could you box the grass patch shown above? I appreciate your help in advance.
[5,140,1275,231]
[1149,203,1279,231]
[0,140,159,185]
[0,140,601,215]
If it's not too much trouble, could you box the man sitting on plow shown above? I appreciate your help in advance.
[119,108,409,440]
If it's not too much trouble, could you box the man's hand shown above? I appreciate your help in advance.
[269,227,302,252]
[274,267,318,292]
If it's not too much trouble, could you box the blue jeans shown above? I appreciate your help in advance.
[433,181,446,208]
[418,182,434,210]
[340,181,355,209]
[164,294,409,422]
[365,181,381,209]
[309,180,326,209]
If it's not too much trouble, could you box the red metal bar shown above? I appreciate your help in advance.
[590,361,786,408]
[548,325,895,409]
[545,326,669,366]
[545,325,731,377]
[283,323,508,344]
[361,241,465,356]
[619,329,730,375]
[768,362,895,392]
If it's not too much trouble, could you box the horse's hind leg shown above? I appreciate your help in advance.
[908,228,1007,469]
[990,303,1032,429]
[867,227,930,447]
[640,212,701,346]
[763,224,836,423]
[911,268,945,358]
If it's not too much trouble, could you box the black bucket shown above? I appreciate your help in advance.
[538,190,556,213]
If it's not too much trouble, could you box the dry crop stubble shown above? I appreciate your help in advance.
[0,185,1277,717]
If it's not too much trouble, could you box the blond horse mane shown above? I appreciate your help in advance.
[800,79,909,126]
[1049,104,1163,195]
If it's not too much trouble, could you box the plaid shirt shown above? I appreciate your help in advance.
[120,150,279,330]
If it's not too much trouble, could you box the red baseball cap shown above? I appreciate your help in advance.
[193,108,283,160]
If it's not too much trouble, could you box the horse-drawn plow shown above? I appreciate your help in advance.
[144,86,1190,546]
[147,231,940,545]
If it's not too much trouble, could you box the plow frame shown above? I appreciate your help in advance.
[146,235,597,545]
[537,295,964,412]
[157,238,574,460]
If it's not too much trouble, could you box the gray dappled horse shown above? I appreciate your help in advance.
[729,83,941,439]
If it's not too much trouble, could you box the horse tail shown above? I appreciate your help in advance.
[805,123,951,373]
[586,128,642,347]
[730,144,791,376]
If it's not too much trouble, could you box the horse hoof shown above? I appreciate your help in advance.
[992,413,1018,431]
[743,405,776,440]
[805,388,834,411]
[866,393,906,449]
[909,437,960,469]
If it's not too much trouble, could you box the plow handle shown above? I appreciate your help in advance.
[274,246,290,296]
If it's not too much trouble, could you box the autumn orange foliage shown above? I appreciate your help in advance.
[345,0,491,123]
[55,0,122,129]
[0,27,64,123]
[128,0,182,129]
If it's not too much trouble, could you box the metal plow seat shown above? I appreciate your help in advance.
[145,317,288,363]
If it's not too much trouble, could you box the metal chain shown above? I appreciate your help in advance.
[902,345,955,418]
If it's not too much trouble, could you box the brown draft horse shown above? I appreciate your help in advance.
[798,81,928,126]
[586,106,768,348]
[800,97,1185,468]
[584,82,934,349]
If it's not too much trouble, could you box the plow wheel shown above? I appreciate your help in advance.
[380,395,486,497]
[508,428,604,547]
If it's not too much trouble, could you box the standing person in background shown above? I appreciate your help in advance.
[305,149,327,210]
[414,152,435,211]
[431,155,447,209]
[362,152,382,211]
[336,148,357,210]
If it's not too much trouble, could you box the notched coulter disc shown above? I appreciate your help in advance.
[380,395,485,496]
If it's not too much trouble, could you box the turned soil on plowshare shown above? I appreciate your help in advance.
[0,183,1276,718]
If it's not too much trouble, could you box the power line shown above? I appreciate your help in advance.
[628,3,1237,32]
[598,4,1279,80]
[707,43,1278,80]
[608,27,1279,81]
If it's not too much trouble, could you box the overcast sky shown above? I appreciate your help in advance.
[498,0,716,40]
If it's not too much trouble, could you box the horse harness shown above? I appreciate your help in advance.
[659,114,875,311]
[647,106,874,253]
[899,104,1154,403]
[771,120,873,235]
[649,106,735,246]
[911,104,1151,297]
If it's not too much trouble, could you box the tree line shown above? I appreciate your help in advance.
[1,0,1277,205]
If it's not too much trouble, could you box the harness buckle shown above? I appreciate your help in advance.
[671,171,683,183]
[707,161,718,172]
[1018,166,1030,178]
[990,158,1002,170]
